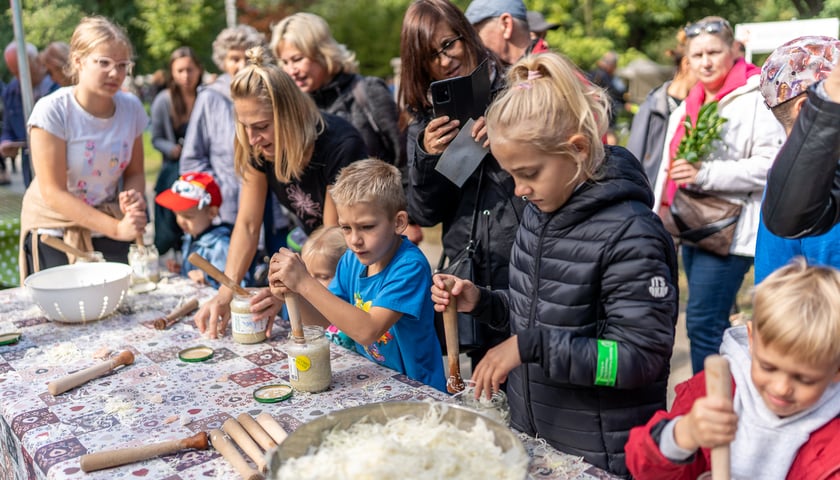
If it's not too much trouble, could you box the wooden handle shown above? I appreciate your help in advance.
[255,413,288,445]
[135,235,145,248]
[187,252,249,296]
[285,293,305,343]
[209,429,264,480]
[80,431,208,472]
[442,279,464,393]
[154,298,200,330]
[48,350,134,396]
[705,355,732,480]
[39,234,96,261]
[222,418,267,472]
[237,413,277,452]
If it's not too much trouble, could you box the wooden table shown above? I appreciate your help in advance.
[0,275,616,479]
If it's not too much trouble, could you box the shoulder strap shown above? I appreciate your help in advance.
[436,163,485,270]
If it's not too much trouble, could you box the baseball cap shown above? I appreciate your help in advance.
[527,11,559,33]
[760,35,840,108]
[155,172,222,212]
[464,0,527,25]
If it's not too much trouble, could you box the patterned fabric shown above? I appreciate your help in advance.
[0,275,617,479]
[760,36,840,108]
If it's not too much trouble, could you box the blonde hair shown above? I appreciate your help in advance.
[68,17,133,84]
[270,12,358,78]
[486,53,609,183]
[329,158,406,217]
[301,225,347,273]
[230,46,323,183]
[753,257,840,366]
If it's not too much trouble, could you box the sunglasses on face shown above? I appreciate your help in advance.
[684,20,731,38]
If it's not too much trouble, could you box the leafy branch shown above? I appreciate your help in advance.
[675,101,727,164]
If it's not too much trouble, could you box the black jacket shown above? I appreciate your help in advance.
[474,147,678,477]
[762,83,840,237]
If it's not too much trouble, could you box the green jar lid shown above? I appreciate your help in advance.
[253,384,294,403]
[0,332,21,346]
[178,346,214,363]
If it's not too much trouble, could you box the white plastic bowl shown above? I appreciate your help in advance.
[24,262,132,323]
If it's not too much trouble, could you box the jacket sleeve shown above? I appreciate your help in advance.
[625,373,711,479]
[405,117,461,226]
[471,286,511,332]
[762,84,840,238]
[179,91,213,175]
[150,92,177,159]
[518,213,678,388]
[364,77,401,166]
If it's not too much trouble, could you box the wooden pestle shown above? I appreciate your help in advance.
[255,412,288,445]
[442,278,465,394]
[237,413,277,452]
[154,298,200,330]
[80,431,208,472]
[39,234,99,262]
[285,293,305,344]
[187,252,249,296]
[48,350,134,396]
[705,355,732,480]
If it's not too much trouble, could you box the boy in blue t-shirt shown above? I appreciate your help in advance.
[155,172,232,289]
[268,159,446,392]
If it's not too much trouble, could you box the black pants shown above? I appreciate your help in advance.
[23,232,130,279]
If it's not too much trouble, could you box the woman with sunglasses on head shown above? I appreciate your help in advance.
[19,16,149,280]
[653,16,785,374]
[400,0,525,368]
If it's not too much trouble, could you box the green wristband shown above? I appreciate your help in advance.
[595,339,618,387]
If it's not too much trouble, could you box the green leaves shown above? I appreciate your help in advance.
[675,101,727,164]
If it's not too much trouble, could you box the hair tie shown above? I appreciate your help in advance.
[516,82,532,90]
[527,70,542,80]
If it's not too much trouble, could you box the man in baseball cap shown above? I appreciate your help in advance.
[464,0,548,66]
[754,36,840,284]
[527,10,559,42]
[155,172,230,288]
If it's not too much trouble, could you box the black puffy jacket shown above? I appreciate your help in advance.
[474,147,678,477]
[762,84,840,237]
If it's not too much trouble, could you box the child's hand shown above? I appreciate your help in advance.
[471,116,489,148]
[471,335,521,400]
[119,189,146,214]
[269,248,310,295]
[431,274,480,313]
[673,396,738,452]
[187,269,205,285]
[248,287,283,339]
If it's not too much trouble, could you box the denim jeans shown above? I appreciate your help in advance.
[682,245,753,373]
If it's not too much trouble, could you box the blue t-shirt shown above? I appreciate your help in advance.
[329,236,446,392]
[181,223,233,289]
[755,216,840,284]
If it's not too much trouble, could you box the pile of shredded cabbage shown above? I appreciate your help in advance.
[276,405,528,479]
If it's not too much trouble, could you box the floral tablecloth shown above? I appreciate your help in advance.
[0,275,617,480]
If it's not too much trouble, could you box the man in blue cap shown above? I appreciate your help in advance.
[464,0,549,66]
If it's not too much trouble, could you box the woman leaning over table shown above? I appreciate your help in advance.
[652,17,785,373]
[19,16,148,281]
[192,46,367,339]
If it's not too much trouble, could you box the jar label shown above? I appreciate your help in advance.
[288,356,299,381]
[231,312,268,334]
[294,355,311,372]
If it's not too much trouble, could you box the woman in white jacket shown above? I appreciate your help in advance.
[652,17,784,373]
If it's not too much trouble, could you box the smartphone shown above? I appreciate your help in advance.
[430,59,491,124]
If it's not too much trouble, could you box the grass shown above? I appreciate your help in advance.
[142,129,162,187]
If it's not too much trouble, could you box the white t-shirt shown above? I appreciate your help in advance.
[28,87,149,207]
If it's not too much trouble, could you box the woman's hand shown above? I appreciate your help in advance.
[670,159,701,186]
[471,335,521,400]
[115,209,147,241]
[194,287,234,339]
[431,273,480,313]
[673,396,738,451]
[423,116,460,155]
[248,287,283,339]
[269,248,311,296]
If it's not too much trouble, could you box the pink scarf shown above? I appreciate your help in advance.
[661,58,761,206]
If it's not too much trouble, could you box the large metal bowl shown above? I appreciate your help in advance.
[265,401,528,479]
[24,262,132,323]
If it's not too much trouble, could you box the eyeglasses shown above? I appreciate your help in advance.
[684,20,731,38]
[430,35,463,62]
[90,56,134,75]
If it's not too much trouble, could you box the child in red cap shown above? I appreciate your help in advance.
[155,172,232,288]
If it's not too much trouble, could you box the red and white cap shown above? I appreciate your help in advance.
[155,172,222,212]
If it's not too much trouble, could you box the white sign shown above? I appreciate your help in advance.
[735,18,839,62]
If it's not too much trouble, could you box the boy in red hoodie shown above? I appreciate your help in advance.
[626,257,840,479]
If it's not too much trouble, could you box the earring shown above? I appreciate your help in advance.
[521,195,528,201]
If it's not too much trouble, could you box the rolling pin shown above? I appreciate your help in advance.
[48,350,134,396]
[187,252,249,296]
[255,412,288,445]
[79,431,208,472]
[223,418,267,472]
[237,413,277,452]
[705,355,732,480]
[209,429,264,480]
[154,298,200,330]
[442,278,465,394]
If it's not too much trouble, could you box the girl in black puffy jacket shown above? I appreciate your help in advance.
[431,52,679,478]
